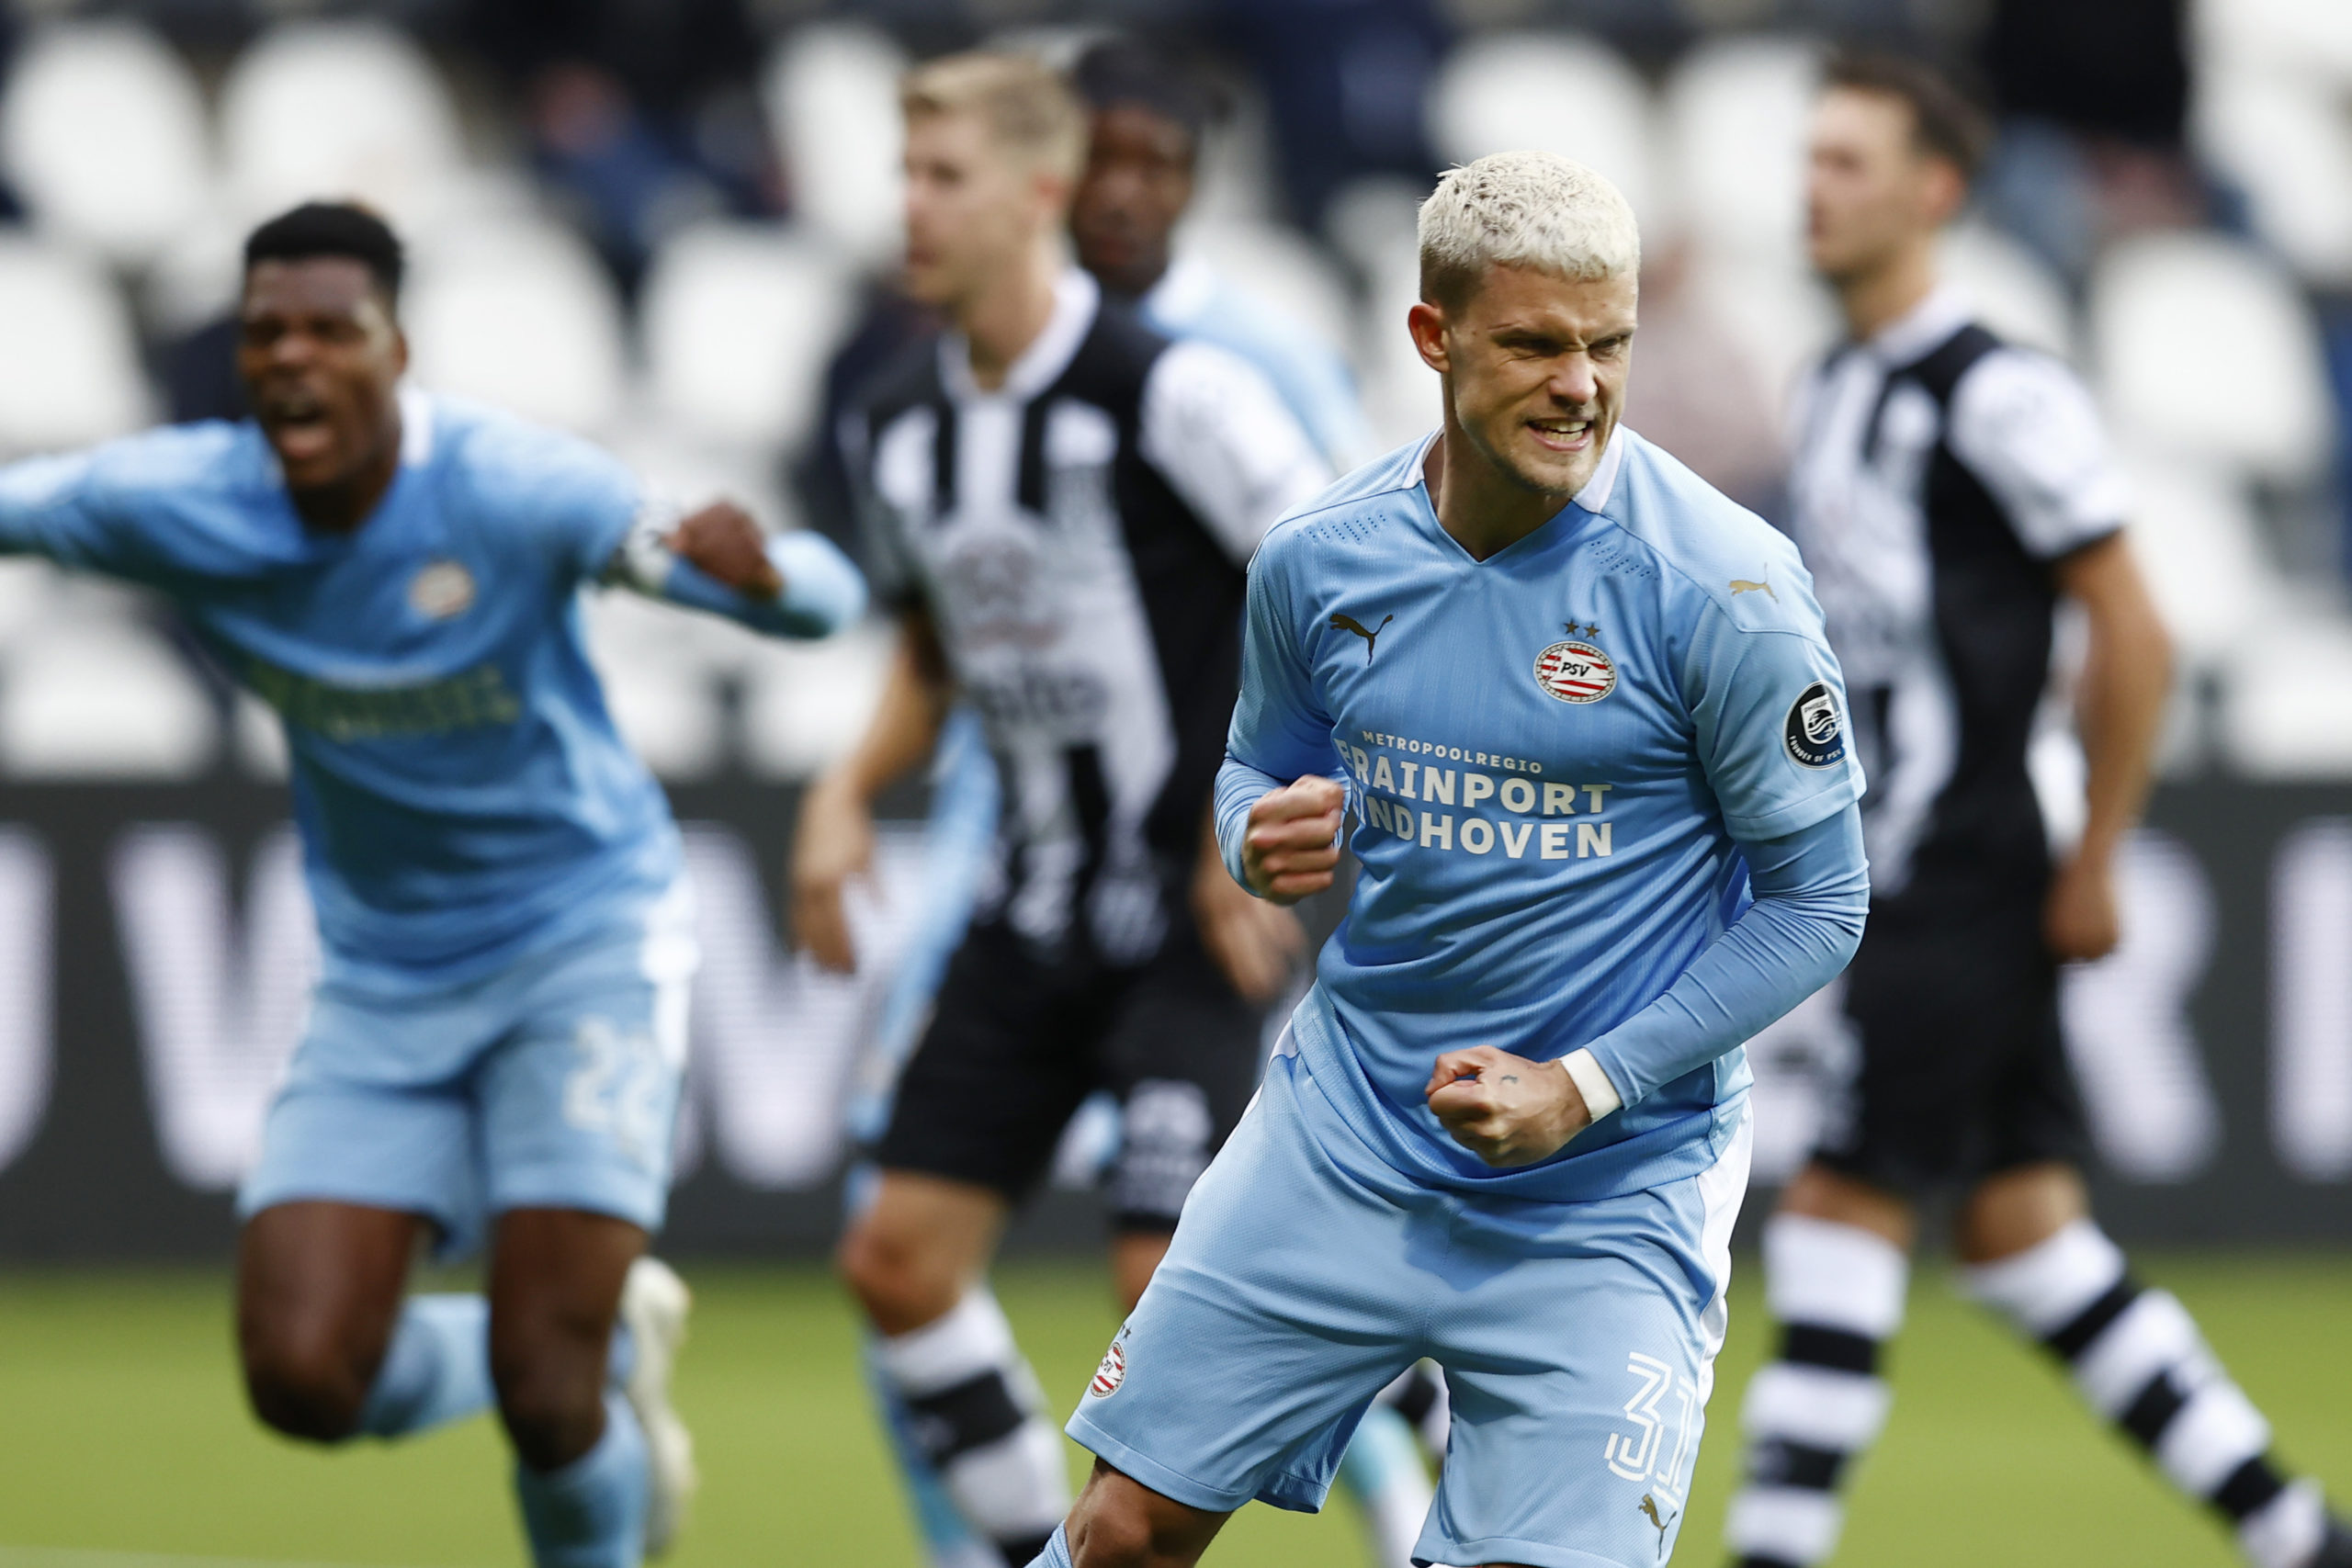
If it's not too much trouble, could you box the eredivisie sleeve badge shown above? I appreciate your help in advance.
[1534,639,1616,704]
[1784,681,1848,768]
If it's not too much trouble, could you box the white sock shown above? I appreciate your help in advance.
[1965,1220,2318,1568]
[1724,1215,1908,1567]
[873,1289,1069,1562]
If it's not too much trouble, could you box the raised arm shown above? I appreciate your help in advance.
[607,499,866,638]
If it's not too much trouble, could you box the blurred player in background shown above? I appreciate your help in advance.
[845,38,1435,1568]
[789,52,1329,1568]
[1032,149,1871,1568]
[0,201,868,1568]
[1069,37,1374,474]
[1721,57,2352,1568]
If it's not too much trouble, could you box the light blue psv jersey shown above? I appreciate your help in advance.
[0,392,740,990]
[1225,428,1865,1202]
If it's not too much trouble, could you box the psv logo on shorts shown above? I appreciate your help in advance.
[1088,1334,1127,1398]
[1534,640,1616,704]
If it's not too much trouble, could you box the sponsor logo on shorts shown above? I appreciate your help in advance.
[1088,1332,1127,1398]
[1783,680,1847,769]
[1534,639,1616,704]
[408,559,477,620]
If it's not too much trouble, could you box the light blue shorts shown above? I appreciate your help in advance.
[239,883,697,1258]
[1067,1051,1753,1568]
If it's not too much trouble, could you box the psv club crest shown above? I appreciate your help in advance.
[1533,639,1616,704]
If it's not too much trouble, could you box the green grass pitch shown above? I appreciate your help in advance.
[0,1253,2345,1567]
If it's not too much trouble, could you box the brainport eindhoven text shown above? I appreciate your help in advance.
[1340,730,1614,859]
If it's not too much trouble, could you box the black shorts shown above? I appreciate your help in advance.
[872,917,1265,1230]
[1809,895,2086,1195]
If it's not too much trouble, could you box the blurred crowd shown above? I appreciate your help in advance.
[0,0,2347,781]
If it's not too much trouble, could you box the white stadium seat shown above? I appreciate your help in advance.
[2192,67,2352,288]
[740,621,893,780]
[2113,449,2287,671]
[1425,32,1661,239]
[1662,35,1822,268]
[219,20,463,230]
[763,23,909,264]
[577,592,732,781]
[1939,221,2078,361]
[0,21,211,267]
[640,222,855,456]
[2192,0,2352,81]
[2222,615,2352,777]
[0,622,218,779]
[0,236,151,455]
[1171,218,1359,366]
[2088,232,2336,487]
[1683,253,1840,423]
[403,220,627,435]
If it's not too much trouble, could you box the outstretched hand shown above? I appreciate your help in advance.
[1241,775,1345,905]
[1425,1044,1590,1168]
[668,502,781,600]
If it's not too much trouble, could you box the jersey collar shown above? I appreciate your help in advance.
[1866,284,1973,367]
[1572,427,1625,516]
[1408,426,1625,559]
[939,267,1101,402]
[398,384,435,468]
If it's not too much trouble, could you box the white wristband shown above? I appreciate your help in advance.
[1561,1047,1623,1125]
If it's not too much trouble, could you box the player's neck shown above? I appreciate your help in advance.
[1836,237,1939,344]
[957,240,1063,392]
[288,419,402,536]
[1424,421,1576,562]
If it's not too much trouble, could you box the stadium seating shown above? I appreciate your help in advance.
[2088,232,2337,488]
[739,622,893,780]
[0,615,218,779]
[640,221,855,457]
[1176,218,1359,364]
[403,220,628,436]
[1425,32,1660,239]
[218,19,464,232]
[2191,65,2352,288]
[1939,221,2077,361]
[762,22,908,265]
[1661,35,1821,270]
[0,21,210,268]
[0,236,151,455]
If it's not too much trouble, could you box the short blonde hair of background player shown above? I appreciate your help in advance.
[1418,151,1641,309]
[900,52,1088,183]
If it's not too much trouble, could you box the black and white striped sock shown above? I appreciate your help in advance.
[874,1289,1069,1566]
[1724,1214,1909,1568]
[1964,1220,2326,1568]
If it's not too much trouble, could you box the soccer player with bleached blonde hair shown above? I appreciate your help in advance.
[1025,150,1871,1567]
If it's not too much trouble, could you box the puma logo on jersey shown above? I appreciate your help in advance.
[1638,1495,1676,1555]
[1730,573,1777,602]
[1330,613,1393,664]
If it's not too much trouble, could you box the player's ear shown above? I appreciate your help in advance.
[388,321,409,379]
[1918,155,1967,229]
[1408,300,1452,375]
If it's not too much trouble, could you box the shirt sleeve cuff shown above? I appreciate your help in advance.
[1562,1047,1623,1126]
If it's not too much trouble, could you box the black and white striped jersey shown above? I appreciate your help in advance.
[849,269,1329,964]
[1786,288,2127,910]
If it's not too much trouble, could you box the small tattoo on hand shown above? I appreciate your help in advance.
[1500,1074,1520,1084]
